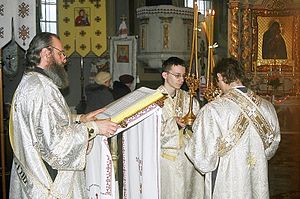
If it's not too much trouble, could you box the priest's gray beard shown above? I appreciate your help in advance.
[44,55,69,89]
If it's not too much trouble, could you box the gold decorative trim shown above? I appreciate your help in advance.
[159,17,173,49]
[241,7,251,72]
[217,113,249,157]
[159,17,173,24]
[261,0,293,10]
[163,24,169,49]
[247,152,257,168]
[229,6,240,59]
[141,26,145,49]
[226,89,274,150]
[251,9,300,73]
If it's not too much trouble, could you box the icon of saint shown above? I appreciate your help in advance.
[75,9,90,26]
[262,21,287,59]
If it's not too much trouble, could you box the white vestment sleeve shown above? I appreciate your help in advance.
[185,103,220,173]
[264,103,281,160]
[29,84,89,171]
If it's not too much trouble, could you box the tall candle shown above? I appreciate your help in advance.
[195,2,199,79]
[205,9,215,87]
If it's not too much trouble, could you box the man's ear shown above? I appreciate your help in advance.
[162,71,168,80]
[40,47,51,59]
[217,73,223,82]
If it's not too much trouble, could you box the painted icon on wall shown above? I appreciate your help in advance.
[262,21,287,59]
[75,8,90,26]
[117,45,129,63]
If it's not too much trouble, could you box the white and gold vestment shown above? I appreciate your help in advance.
[185,88,281,199]
[158,85,204,199]
[9,71,89,198]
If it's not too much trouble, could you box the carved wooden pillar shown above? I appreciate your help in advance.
[228,1,240,59]
[241,4,252,73]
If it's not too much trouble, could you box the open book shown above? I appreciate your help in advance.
[96,87,165,126]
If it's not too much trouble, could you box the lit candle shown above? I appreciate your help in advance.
[205,9,215,87]
[195,2,199,79]
[211,9,215,75]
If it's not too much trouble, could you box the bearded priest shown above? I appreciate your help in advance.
[9,32,118,199]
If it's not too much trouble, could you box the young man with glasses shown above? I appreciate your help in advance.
[9,32,118,198]
[157,57,204,199]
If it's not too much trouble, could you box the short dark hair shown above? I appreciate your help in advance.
[162,57,186,72]
[213,57,245,84]
[119,74,134,84]
[25,32,59,68]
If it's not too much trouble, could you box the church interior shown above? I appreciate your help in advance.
[1,0,300,198]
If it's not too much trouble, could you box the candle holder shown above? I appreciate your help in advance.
[182,74,200,126]
[203,9,222,101]
[182,1,200,126]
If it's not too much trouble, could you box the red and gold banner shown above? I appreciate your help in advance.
[58,0,107,57]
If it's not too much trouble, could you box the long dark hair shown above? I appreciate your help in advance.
[25,32,59,68]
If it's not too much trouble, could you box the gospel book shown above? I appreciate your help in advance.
[96,87,165,126]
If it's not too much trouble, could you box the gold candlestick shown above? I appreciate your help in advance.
[206,9,215,87]
[182,0,200,126]
[203,9,221,101]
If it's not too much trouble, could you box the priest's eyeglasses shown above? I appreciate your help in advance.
[49,46,66,57]
[167,71,186,79]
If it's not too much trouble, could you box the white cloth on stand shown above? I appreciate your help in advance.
[122,107,162,199]
[86,136,116,199]
[86,104,162,199]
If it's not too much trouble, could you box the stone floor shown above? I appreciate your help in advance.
[269,132,300,198]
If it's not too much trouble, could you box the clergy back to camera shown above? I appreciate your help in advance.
[185,57,281,199]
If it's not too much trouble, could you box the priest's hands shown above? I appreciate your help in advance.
[94,119,118,137]
[176,117,186,128]
[80,108,105,123]
[80,108,118,137]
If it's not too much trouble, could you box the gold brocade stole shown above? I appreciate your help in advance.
[224,89,274,149]
[217,113,249,157]
[161,90,190,161]
[174,89,184,117]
